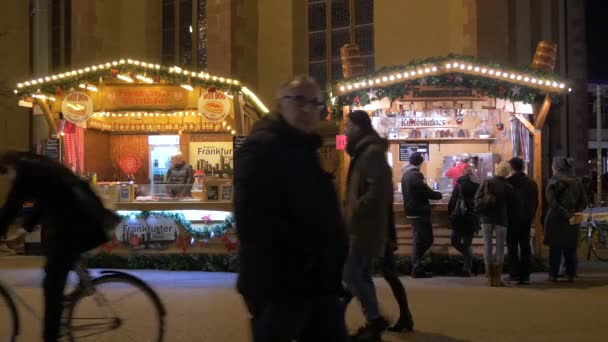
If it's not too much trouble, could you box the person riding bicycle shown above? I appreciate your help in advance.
[0,151,118,342]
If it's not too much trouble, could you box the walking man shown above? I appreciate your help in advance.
[505,157,538,285]
[343,110,392,341]
[234,76,348,341]
[401,152,443,278]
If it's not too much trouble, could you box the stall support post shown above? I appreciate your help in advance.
[233,95,244,135]
[596,85,603,205]
[34,98,58,133]
[533,130,544,255]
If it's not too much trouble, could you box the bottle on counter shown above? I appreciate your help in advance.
[433,179,439,190]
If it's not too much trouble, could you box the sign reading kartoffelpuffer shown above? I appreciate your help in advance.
[198,90,232,122]
[62,91,93,124]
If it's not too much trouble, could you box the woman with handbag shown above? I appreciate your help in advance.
[475,161,515,286]
[448,164,480,277]
[544,157,587,282]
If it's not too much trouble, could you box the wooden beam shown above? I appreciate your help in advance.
[534,95,552,130]
[34,98,57,133]
[513,113,538,135]
[233,95,243,135]
[533,130,544,256]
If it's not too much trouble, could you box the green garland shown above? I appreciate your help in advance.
[329,54,569,118]
[118,211,234,240]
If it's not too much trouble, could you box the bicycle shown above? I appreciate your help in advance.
[580,205,608,261]
[0,254,166,341]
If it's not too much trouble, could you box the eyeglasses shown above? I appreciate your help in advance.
[282,95,325,109]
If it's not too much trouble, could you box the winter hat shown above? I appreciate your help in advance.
[552,156,574,173]
[409,152,425,166]
[348,110,373,132]
[495,161,511,177]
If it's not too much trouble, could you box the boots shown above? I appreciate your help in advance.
[484,263,493,286]
[492,264,505,287]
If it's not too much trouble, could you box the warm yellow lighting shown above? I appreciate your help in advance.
[117,74,134,83]
[347,85,353,90]
[17,83,23,88]
[559,84,565,89]
[85,67,91,72]
[136,75,153,83]
[119,59,125,64]
[389,76,395,81]
[474,67,480,72]
[467,65,473,70]
[340,86,345,91]
[424,68,430,73]
[446,63,452,69]
[432,66,438,72]
[524,77,530,82]
[181,84,194,91]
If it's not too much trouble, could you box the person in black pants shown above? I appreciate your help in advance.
[401,152,443,278]
[504,157,538,285]
[0,151,117,341]
[544,157,587,282]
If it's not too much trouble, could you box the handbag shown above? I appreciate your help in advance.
[474,181,496,213]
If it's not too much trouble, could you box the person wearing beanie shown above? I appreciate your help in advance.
[343,110,397,340]
[504,157,538,285]
[474,161,515,286]
[401,152,442,278]
[544,157,587,282]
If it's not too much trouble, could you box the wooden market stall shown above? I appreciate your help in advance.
[14,58,269,254]
[332,43,570,256]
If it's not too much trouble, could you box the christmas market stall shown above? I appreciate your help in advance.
[332,43,570,256]
[14,58,269,254]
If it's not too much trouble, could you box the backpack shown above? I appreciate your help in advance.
[449,183,468,219]
[474,181,496,213]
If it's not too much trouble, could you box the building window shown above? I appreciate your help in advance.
[162,0,207,69]
[307,0,374,91]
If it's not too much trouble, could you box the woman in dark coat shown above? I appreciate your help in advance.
[448,164,480,276]
[544,157,587,282]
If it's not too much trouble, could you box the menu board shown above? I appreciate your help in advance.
[233,135,246,167]
[399,143,429,162]
[44,136,61,162]
[221,185,233,201]
[206,185,219,201]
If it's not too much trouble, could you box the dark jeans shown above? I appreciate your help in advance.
[451,229,474,273]
[43,251,79,342]
[507,224,532,280]
[549,247,577,279]
[245,295,347,342]
[343,255,380,321]
[380,248,414,326]
[411,216,434,273]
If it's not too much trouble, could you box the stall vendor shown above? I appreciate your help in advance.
[445,153,472,186]
[166,152,194,198]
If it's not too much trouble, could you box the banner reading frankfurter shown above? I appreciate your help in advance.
[198,88,232,122]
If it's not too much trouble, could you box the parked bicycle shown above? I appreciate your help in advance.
[0,256,166,341]
[581,205,608,261]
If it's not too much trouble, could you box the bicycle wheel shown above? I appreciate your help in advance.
[591,225,608,261]
[0,283,19,342]
[65,273,165,342]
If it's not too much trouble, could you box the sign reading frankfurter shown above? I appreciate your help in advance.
[198,89,231,122]
[62,91,93,124]
[114,215,178,250]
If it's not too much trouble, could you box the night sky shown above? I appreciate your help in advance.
[587,1,608,80]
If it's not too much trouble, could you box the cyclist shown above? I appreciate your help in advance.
[0,151,118,342]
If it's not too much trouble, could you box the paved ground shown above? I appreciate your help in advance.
[1,257,607,341]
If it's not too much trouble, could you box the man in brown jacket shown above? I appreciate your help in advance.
[343,110,392,341]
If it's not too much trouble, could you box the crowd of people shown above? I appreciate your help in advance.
[234,76,591,342]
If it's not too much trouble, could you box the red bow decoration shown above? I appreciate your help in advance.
[177,234,193,253]
[102,236,119,254]
[221,235,238,252]
[110,69,119,77]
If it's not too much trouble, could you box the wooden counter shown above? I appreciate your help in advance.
[113,201,233,212]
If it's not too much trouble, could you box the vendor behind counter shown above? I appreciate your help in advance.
[165,152,194,198]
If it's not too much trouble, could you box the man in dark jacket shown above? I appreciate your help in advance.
[0,151,116,342]
[401,152,442,278]
[504,157,538,285]
[343,110,392,341]
[234,76,348,341]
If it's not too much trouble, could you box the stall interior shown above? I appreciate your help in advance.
[361,95,530,204]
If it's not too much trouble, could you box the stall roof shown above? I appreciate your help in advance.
[13,58,269,115]
[332,55,570,105]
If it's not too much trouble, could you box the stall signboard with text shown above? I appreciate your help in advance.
[62,91,93,124]
[399,143,430,162]
[189,142,234,175]
[398,117,450,128]
[198,90,232,122]
[114,215,178,250]
[102,85,188,110]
